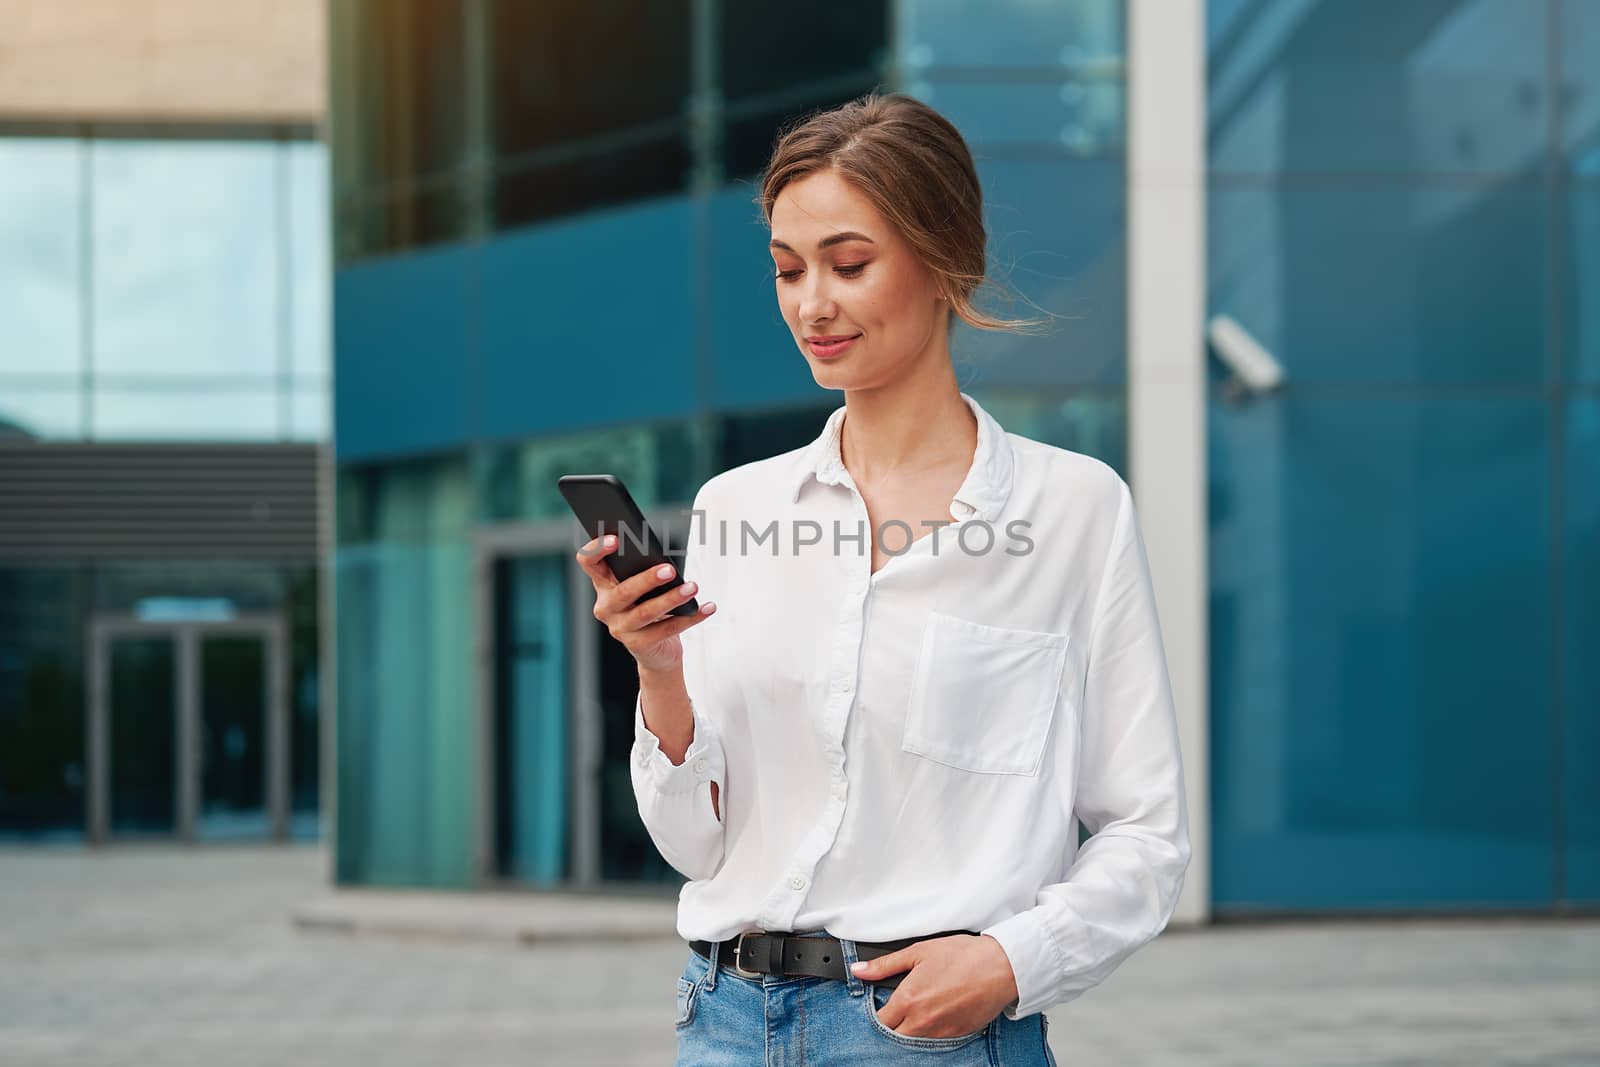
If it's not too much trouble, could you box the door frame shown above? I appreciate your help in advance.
[87,615,290,844]
[472,508,691,887]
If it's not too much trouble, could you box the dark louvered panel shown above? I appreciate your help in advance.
[0,443,321,561]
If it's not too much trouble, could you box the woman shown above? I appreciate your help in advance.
[577,92,1190,1065]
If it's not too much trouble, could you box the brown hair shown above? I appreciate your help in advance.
[757,91,1044,335]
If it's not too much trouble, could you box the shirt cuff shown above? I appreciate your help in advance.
[981,908,1068,1021]
[633,691,724,795]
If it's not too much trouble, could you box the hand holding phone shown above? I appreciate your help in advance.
[560,474,716,672]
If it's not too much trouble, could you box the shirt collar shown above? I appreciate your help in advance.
[788,390,1015,522]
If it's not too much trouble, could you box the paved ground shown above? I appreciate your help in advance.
[2,845,1597,1066]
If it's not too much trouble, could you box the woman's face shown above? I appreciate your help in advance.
[769,169,946,386]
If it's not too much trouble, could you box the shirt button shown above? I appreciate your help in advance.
[788,875,806,891]
[693,757,708,774]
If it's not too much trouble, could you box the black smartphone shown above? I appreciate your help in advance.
[557,474,699,618]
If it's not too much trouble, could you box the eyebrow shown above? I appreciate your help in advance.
[769,231,876,253]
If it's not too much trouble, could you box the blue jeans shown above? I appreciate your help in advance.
[674,931,1058,1065]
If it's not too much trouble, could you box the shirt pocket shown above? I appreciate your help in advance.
[901,610,1070,776]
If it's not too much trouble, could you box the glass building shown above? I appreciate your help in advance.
[329,0,1597,916]
[0,7,331,846]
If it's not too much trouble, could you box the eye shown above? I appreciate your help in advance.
[775,269,801,281]
[835,263,866,278]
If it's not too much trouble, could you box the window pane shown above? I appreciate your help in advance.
[338,0,467,190]
[902,0,1123,69]
[1208,182,1548,385]
[1577,187,1600,384]
[491,133,690,231]
[490,1,691,159]
[340,181,467,263]
[956,158,1127,388]
[1566,396,1600,902]
[1210,393,1554,908]
[92,140,278,378]
[1210,0,1548,176]
[0,388,82,439]
[290,382,329,442]
[0,565,87,842]
[911,80,1124,153]
[289,141,332,380]
[1563,0,1599,167]
[0,138,82,374]
[721,82,883,180]
[93,385,280,441]
[720,2,887,103]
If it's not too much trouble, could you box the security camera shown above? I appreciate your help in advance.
[1207,314,1285,397]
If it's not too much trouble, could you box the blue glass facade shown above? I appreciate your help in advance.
[330,0,1129,887]
[1207,0,1597,911]
[330,0,1595,911]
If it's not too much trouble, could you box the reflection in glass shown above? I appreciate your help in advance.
[94,385,281,440]
[1210,0,1548,176]
[1209,183,1547,385]
[109,635,177,835]
[199,635,269,840]
[491,1,691,158]
[0,138,83,375]
[289,141,332,380]
[912,81,1124,152]
[1209,392,1554,909]
[1564,397,1600,902]
[492,134,691,231]
[957,159,1127,388]
[290,384,329,442]
[339,0,468,191]
[722,85,884,180]
[493,555,569,884]
[1561,0,1599,165]
[719,2,886,102]
[0,567,86,841]
[1576,188,1599,384]
[92,140,278,377]
[0,390,82,439]
[901,0,1123,69]
[600,605,679,885]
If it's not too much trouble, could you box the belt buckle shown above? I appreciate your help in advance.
[731,928,767,979]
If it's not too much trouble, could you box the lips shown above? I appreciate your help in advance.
[806,333,861,358]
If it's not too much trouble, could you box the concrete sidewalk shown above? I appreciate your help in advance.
[290,882,680,946]
[3,844,1599,1067]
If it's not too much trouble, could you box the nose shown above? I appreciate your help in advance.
[797,272,835,326]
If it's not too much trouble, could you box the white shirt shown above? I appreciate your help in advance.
[631,390,1190,1020]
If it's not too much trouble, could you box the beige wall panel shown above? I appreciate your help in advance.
[0,0,324,123]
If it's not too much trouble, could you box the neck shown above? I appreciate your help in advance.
[837,371,977,489]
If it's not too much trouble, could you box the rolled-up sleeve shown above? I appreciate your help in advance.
[981,476,1192,1019]
[628,484,728,882]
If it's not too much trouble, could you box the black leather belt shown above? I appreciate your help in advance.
[689,929,977,990]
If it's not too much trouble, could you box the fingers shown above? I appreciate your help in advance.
[614,569,706,631]
[851,945,915,980]
[574,534,620,587]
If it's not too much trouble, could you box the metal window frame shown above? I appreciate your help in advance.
[87,614,290,844]
[471,509,692,889]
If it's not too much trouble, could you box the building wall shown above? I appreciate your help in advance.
[330,0,1131,888]
[1205,0,1599,911]
[0,2,330,844]
[0,0,323,123]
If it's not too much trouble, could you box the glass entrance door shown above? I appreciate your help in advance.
[89,617,288,843]
[481,531,690,888]
[107,635,178,836]
[199,635,269,840]
[492,554,571,884]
